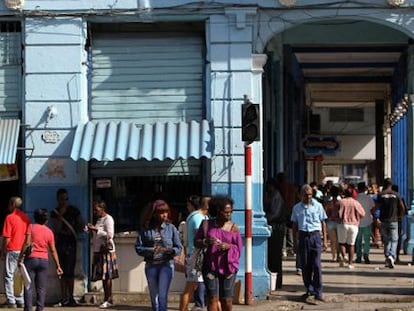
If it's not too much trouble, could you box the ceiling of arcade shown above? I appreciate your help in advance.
[270,19,411,108]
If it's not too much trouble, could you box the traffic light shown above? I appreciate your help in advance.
[242,99,260,144]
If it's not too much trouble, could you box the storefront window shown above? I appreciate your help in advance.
[92,175,202,232]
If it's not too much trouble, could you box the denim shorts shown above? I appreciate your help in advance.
[185,254,203,282]
[202,270,236,299]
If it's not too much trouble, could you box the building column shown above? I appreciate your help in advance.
[207,11,271,300]
[405,45,414,255]
[23,17,88,299]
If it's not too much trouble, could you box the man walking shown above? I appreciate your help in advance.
[355,182,375,264]
[276,172,298,257]
[264,178,286,290]
[50,188,85,306]
[376,178,405,268]
[291,184,327,303]
[1,196,31,308]
[179,195,209,311]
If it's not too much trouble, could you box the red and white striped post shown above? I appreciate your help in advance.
[244,144,254,305]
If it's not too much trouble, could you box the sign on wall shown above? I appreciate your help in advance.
[4,0,24,9]
[303,135,340,156]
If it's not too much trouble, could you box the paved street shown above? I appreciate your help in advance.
[32,246,414,310]
[268,245,414,310]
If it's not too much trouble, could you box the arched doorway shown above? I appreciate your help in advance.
[260,16,412,205]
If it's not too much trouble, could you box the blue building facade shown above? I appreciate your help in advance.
[0,0,414,301]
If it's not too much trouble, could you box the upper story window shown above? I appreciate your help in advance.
[329,108,364,122]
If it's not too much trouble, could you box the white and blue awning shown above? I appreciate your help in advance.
[0,119,20,164]
[70,120,213,161]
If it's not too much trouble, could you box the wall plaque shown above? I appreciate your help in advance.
[41,131,60,144]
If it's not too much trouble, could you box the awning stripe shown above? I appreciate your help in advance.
[0,119,20,164]
[70,120,213,161]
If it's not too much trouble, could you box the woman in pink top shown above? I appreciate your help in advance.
[337,188,366,269]
[194,195,242,311]
[18,208,63,311]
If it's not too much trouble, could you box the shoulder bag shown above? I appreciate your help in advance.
[189,219,209,272]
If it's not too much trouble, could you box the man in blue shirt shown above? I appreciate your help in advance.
[291,184,327,304]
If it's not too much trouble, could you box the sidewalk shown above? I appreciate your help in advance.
[266,245,414,310]
[40,247,414,310]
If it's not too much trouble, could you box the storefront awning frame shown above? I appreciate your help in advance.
[70,120,214,162]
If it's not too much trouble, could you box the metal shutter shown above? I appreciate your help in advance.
[91,32,204,123]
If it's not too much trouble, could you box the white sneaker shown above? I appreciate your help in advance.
[347,264,355,269]
[99,301,112,309]
[388,256,395,269]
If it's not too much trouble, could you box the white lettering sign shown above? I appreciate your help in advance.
[41,131,60,144]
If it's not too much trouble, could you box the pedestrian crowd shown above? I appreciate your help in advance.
[0,189,119,310]
[264,173,408,305]
[0,190,242,311]
[0,175,406,310]
[135,194,242,311]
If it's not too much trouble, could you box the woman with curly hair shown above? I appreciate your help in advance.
[194,195,242,311]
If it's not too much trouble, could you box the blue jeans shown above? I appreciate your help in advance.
[194,281,206,307]
[23,257,48,311]
[381,221,399,259]
[145,262,173,311]
[4,251,23,305]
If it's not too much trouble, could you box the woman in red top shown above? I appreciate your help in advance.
[18,208,63,311]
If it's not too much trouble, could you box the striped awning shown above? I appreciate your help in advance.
[70,120,213,161]
[0,119,20,164]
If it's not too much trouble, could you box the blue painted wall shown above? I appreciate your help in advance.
[0,0,411,301]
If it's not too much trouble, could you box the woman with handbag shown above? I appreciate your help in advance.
[18,208,63,311]
[194,195,243,311]
[87,200,119,309]
[135,199,182,311]
[179,195,210,311]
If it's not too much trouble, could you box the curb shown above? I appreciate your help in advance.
[268,293,414,303]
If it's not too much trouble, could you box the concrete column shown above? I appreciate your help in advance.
[23,17,88,302]
[404,45,414,255]
[207,12,271,300]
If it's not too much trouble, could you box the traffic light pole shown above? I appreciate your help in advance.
[244,143,254,305]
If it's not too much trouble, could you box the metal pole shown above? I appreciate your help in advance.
[244,144,254,305]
